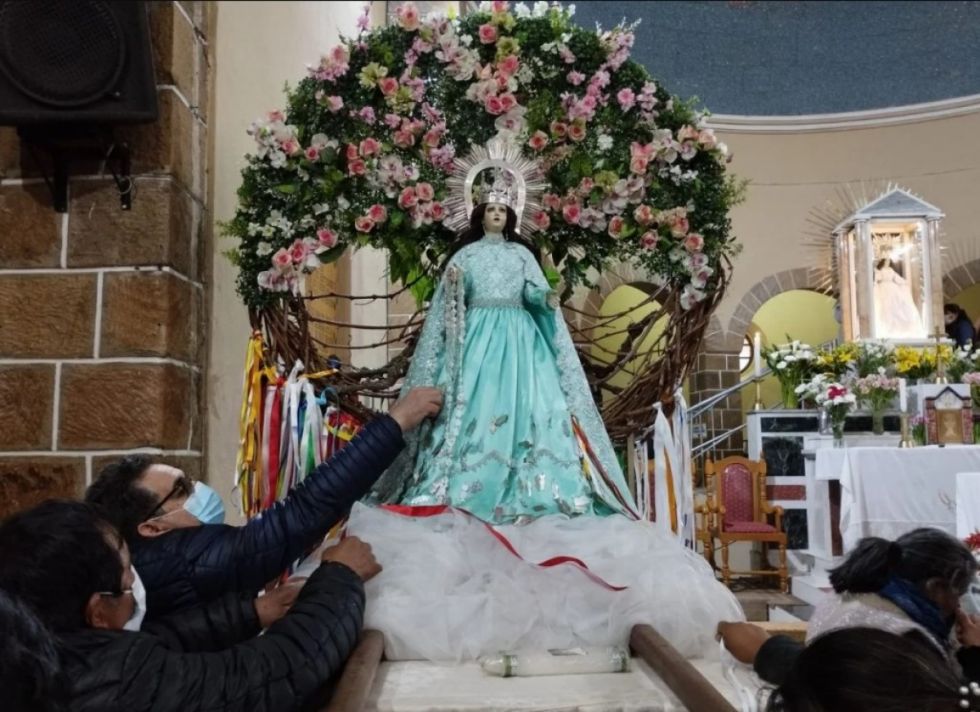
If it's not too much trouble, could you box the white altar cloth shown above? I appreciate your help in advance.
[814,446,980,550]
[957,472,980,538]
[365,657,757,712]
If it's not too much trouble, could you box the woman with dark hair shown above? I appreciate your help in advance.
[766,627,977,712]
[945,303,976,349]
[721,527,980,685]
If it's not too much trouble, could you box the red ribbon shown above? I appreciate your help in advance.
[378,504,627,592]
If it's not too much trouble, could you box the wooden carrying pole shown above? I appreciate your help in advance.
[323,630,386,712]
[630,624,738,712]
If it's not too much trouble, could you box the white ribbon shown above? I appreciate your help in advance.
[719,639,760,712]
[672,389,695,546]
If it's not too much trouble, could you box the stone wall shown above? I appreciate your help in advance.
[0,1,212,519]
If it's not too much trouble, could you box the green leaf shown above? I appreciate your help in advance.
[390,209,406,228]
[317,243,346,264]
[274,184,297,195]
[543,266,561,289]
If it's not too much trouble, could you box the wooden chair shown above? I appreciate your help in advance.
[703,456,788,593]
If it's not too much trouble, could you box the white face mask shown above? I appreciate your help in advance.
[123,566,147,632]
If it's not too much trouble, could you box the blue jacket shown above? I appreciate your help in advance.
[133,415,404,620]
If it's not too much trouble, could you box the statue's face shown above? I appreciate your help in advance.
[482,202,508,233]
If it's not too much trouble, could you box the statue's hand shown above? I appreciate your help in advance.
[546,289,560,310]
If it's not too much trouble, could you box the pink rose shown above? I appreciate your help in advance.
[562,202,581,225]
[629,156,649,175]
[684,233,705,252]
[326,96,343,113]
[423,128,443,147]
[280,138,300,155]
[416,182,434,201]
[272,248,292,272]
[317,228,338,249]
[550,121,568,139]
[346,143,359,161]
[498,55,519,77]
[378,77,399,96]
[498,93,517,112]
[640,231,659,250]
[608,216,625,238]
[384,113,402,128]
[567,70,586,86]
[267,110,285,122]
[347,158,367,176]
[677,125,699,142]
[359,137,382,157]
[368,204,387,223]
[484,94,504,115]
[633,205,655,226]
[398,187,418,208]
[617,88,636,111]
[393,130,415,148]
[289,239,310,264]
[698,128,718,149]
[396,2,421,31]
[631,141,654,159]
[478,24,497,44]
[670,216,689,237]
[430,201,446,221]
[491,0,508,12]
[354,216,375,233]
[305,146,320,161]
[533,211,551,230]
[527,130,549,151]
[567,121,586,142]
[578,177,594,194]
[543,193,562,211]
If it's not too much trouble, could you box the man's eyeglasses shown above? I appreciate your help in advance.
[144,475,195,521]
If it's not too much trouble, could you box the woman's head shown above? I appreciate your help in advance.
[470,201,517,237]
[0,499,133,631]
[945,303,965,324]
[766,628,964,712]
[829,528,977,614]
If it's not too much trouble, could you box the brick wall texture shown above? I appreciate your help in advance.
[0,1,211,518]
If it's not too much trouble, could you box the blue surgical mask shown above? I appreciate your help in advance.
[183,481,226,525]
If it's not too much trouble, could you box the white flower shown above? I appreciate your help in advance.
[597,134,613,151]
[776,361,788,370]
[533,1,549,17]
[478,0,492,10]
[336,195,351,210]
[256,241,273,256]
[514,2,531,17]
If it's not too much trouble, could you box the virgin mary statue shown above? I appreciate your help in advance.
[347,141,742,662]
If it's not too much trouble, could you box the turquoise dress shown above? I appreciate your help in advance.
[371,232,637,524]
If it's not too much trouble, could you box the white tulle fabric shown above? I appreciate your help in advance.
[344,503,744,662]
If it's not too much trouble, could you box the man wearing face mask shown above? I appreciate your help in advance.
[0,499,379,711]
[86,386,442,620]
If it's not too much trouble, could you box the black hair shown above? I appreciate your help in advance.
[0,499,124,631]
[85,455,158,542]
[0,589,69,712]
[442,202,541,266]
[945,303,966,318]
[766,628,962,712]
[828,528,976,595]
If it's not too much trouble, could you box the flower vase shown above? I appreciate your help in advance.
[871,409,885,436]
[781,382,799,410]
[832,421,846,448]
[818,408,833,435]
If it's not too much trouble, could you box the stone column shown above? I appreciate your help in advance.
[0,1,211,518]
[689,351,745,460]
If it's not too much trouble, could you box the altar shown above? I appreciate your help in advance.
[814,445,980,550]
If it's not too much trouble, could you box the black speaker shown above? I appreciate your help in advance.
[0,0,157,126]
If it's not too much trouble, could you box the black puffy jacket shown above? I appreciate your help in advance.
[59,562,363,712]
[133,415,404,619]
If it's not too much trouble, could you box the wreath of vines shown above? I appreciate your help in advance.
[224,1,743,438]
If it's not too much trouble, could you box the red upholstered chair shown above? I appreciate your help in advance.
[703,456,788,592]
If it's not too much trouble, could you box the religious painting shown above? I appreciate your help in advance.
[924,387,974,445]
